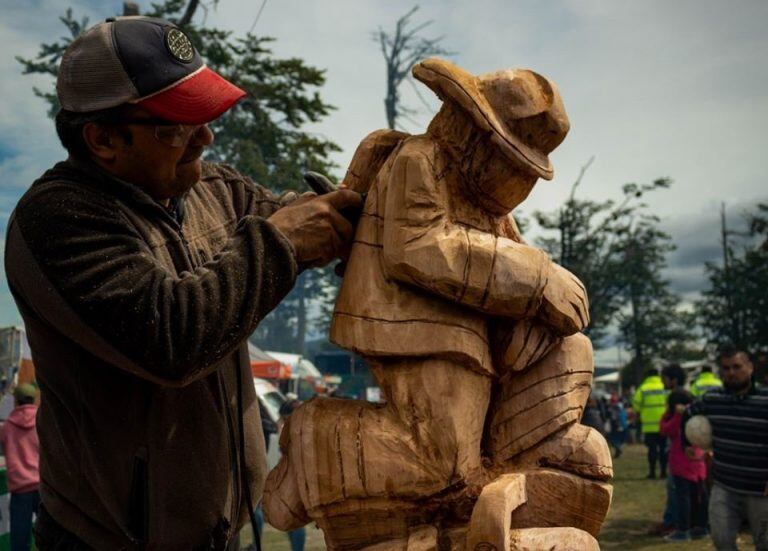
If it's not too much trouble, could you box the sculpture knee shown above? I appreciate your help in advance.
[487,331,594,462]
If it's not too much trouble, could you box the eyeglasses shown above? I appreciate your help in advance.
[116,117,206,148]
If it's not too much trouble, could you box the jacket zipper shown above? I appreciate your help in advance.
[175,222,241,535]
[219,371,242,535]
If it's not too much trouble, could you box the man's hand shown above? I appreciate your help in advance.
[675,404,687,414]
[538,263,590,336]
[268,190,363,269]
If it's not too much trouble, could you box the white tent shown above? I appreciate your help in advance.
[594,371,620,383]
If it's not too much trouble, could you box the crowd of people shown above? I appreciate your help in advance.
[584,347,767,549]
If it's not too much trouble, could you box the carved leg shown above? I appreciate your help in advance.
[263,358,491,550]
[486,332,593,462]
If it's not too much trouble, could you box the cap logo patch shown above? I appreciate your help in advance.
[166,28,195,62]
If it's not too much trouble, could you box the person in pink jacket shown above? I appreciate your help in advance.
[659,389,708,542]
[0,383,40,551]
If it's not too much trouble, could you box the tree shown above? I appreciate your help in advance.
[18,0,343,353]
[697,204,768,355]
[374,6,452,130]
[616,222,696,383]
[533,169,695,384]
[251,268,340,354]
[534,162,671,346]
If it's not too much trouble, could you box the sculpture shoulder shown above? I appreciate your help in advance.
[393,134,439,166]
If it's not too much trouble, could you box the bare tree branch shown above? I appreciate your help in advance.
[374,5,453,129]
[178,0,200,27]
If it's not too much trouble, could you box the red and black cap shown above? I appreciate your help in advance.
[57,16,245,124]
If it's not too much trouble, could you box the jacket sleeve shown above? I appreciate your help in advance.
[6,182,298,388]
[381,150,550,318]
[209,163,301,219]
[632,388,643,415]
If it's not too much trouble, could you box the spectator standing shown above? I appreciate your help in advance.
[658,364,688,531]
[691,365,723,398]
[581,394,606,435]
[633,369,669,479]
[683,347,768,551]
[660,390,708,542]
[607,395,628,458]
[0,384,40,551]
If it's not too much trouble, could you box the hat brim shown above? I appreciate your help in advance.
[413,58,554,180]
[136,66,246,125]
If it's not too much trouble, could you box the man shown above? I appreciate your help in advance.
[683,347,768,550]
[4,17,361,549]
[0,384,40,551]
[691,365,724,398]
[633,368,669,479]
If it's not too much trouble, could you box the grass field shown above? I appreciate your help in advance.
[248,442,754,550]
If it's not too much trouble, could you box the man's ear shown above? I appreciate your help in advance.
[83,123,119,161]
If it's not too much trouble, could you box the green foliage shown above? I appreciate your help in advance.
[533,169,695,382]
[15,8,89,117]
[534,168,674,346]
[697,205,768,355]
[19,0,343,353]
[148,0,340,192]
[251,268,341,354]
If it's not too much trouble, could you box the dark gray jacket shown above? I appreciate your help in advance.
[5,158,297,549]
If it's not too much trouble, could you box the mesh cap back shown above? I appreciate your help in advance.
[57,22,139,112]
[56,17,245,124]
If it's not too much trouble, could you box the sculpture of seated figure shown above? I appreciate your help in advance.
[264,58,613,550]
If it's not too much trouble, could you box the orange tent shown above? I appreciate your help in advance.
[249,343,291,379]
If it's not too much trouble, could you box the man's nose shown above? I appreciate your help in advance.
[190,124,214,147]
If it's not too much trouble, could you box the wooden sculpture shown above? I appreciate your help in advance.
[263,58,613,550]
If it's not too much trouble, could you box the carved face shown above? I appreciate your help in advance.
[427,103,540,216]
[464,139,540,216]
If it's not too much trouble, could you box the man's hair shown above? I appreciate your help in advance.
[700,365,713,373]
[718,344,751,363]
[661,363,686,386]
[55,106,133,159]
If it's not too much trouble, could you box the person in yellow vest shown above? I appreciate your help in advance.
[633,368,669,479]
[691,365,723,398]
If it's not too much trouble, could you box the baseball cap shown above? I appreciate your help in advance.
[57,16,246,124]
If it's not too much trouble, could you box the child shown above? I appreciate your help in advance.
[0,383,40,551]
[659,389,708,542]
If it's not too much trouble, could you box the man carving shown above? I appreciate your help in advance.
[264,58,611,549]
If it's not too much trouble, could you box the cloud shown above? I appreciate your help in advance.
[0,0,766,329]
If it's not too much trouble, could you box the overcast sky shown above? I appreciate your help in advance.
[0,0,766,351]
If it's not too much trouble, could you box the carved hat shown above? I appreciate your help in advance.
[413,58,569,180]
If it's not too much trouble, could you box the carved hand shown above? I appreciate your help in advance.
[538,263,590,335]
